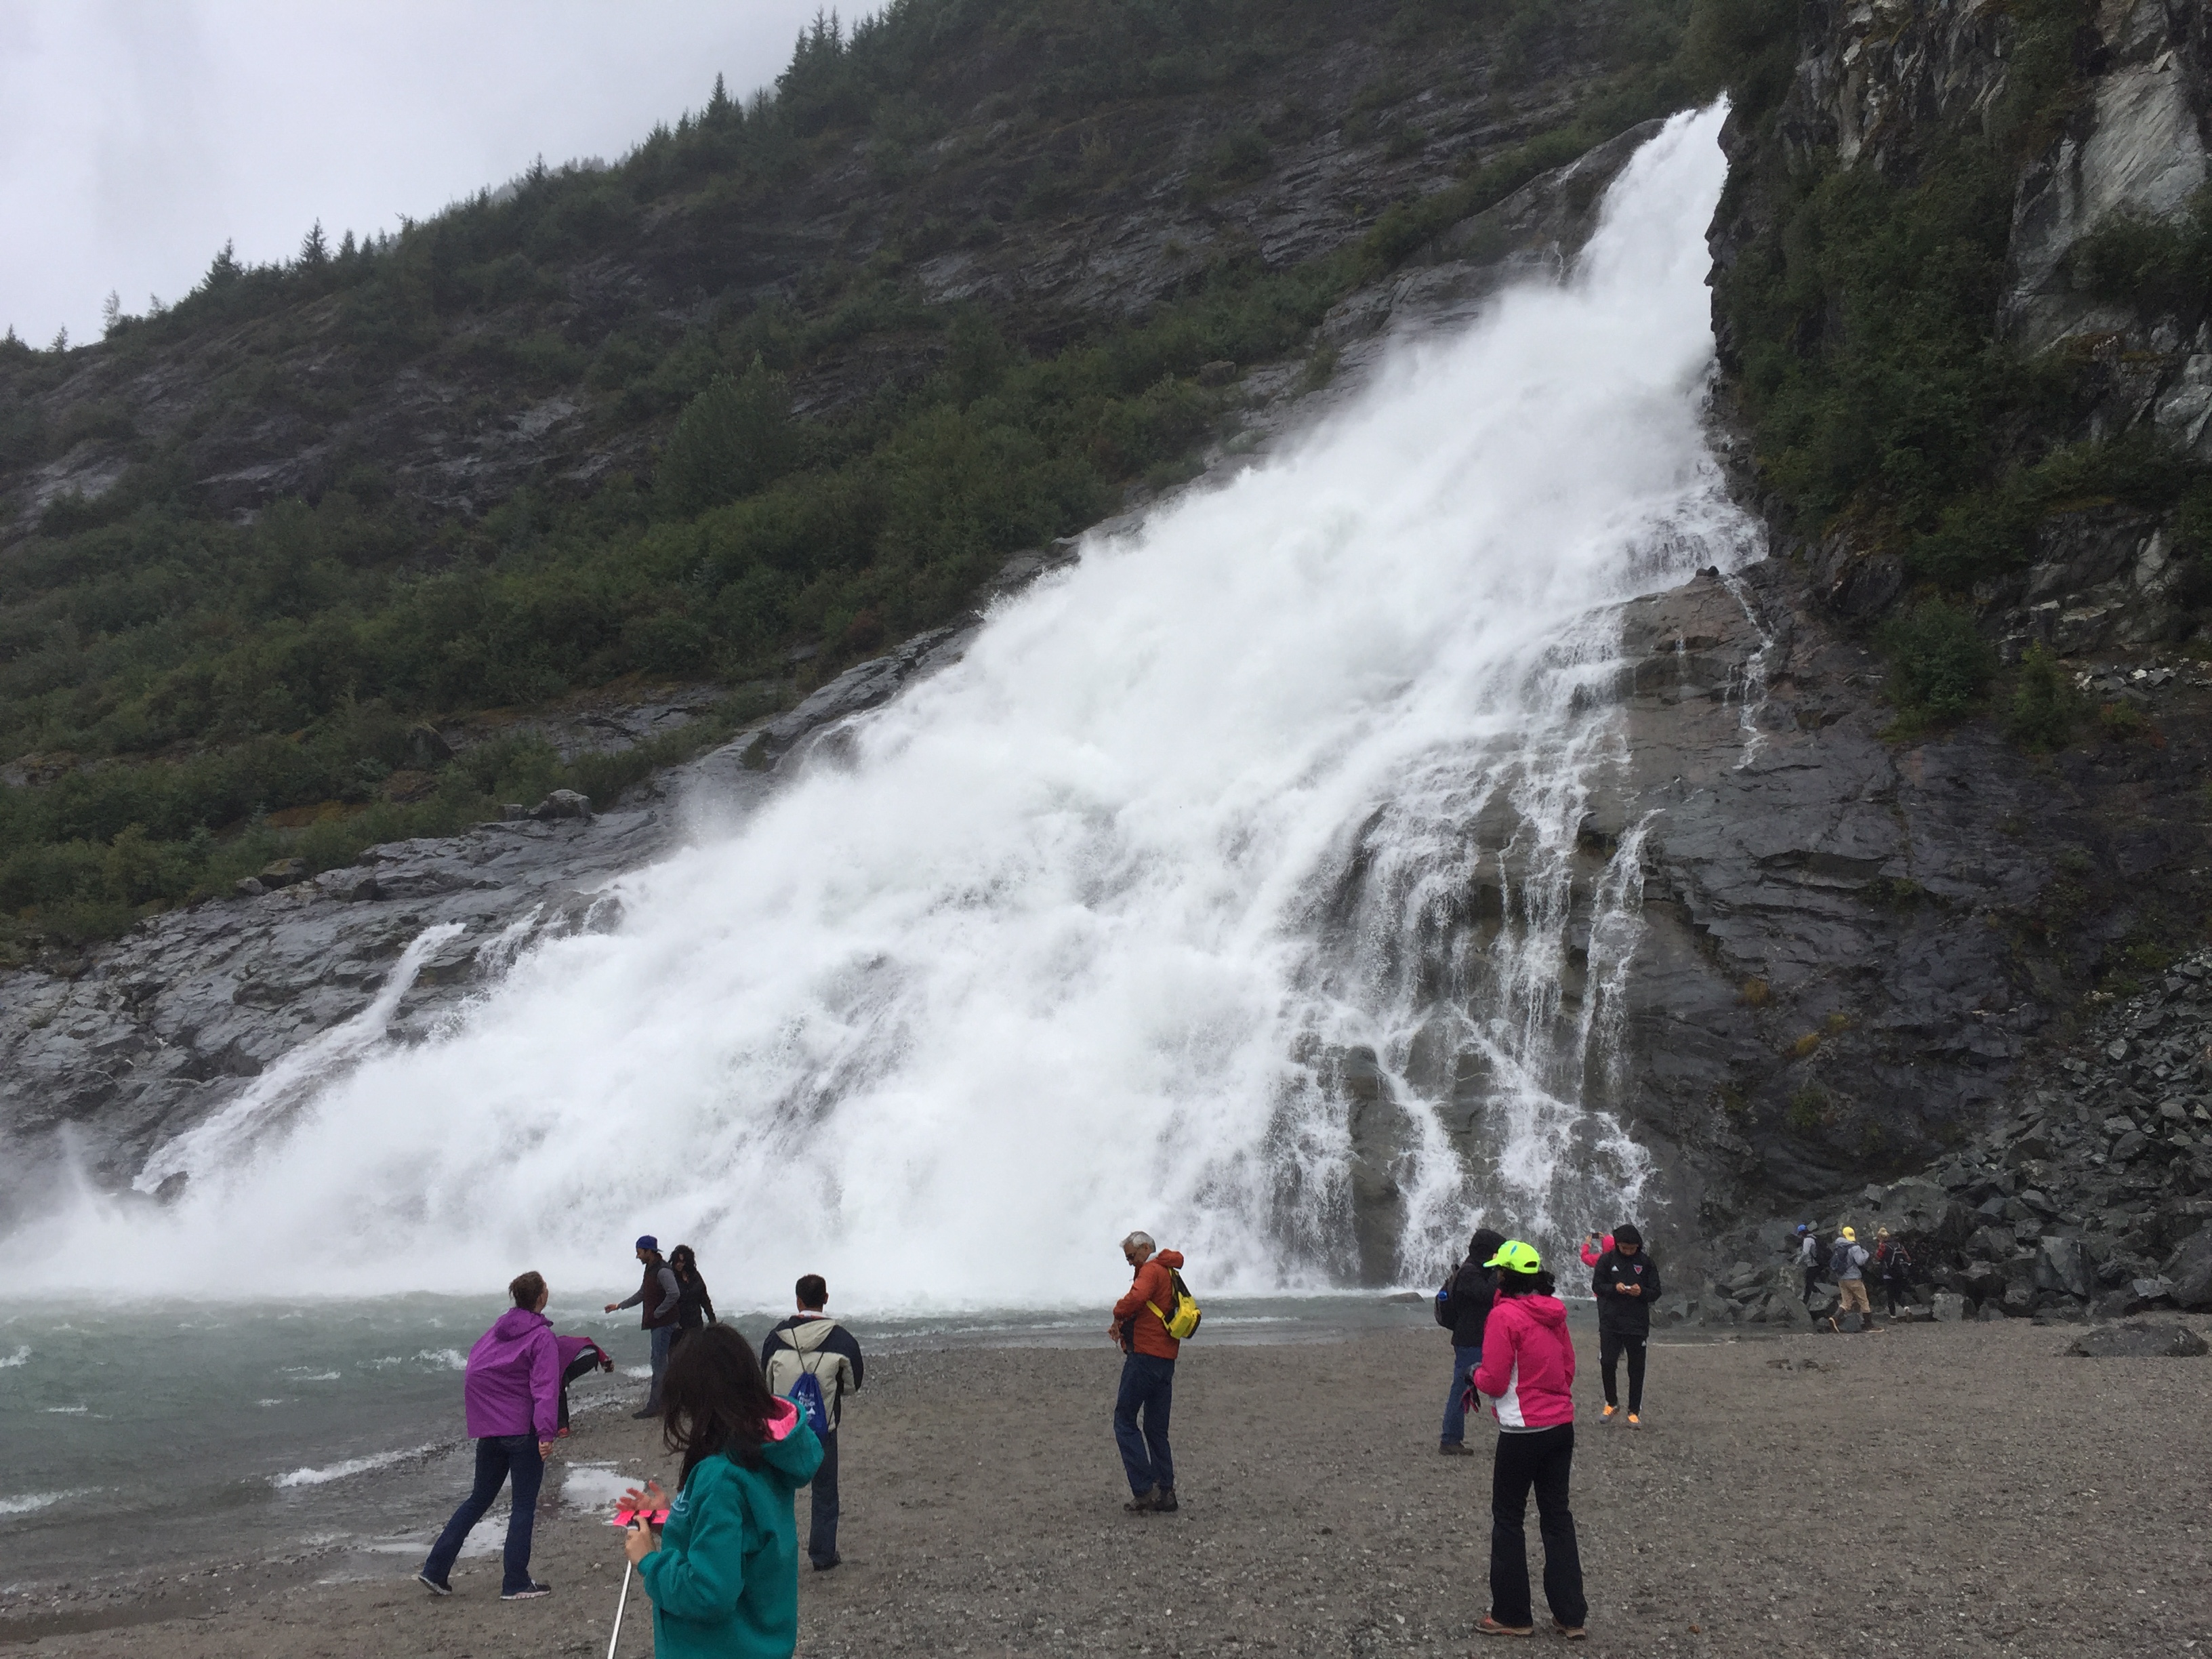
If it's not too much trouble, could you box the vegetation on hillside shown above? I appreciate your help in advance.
[3,0,1778,959]
[1710,0,2212,723]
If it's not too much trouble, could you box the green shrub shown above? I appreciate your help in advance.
[2007,643,2081,750]
[1879,599,1996,720]
[655,360,800,518]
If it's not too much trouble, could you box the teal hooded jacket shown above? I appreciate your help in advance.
[638,1397,825,1659]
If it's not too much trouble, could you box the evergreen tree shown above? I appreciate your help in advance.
[203,239,243,291]
[48,325,68,354]
[101,291,123,335]
[337,229,358,262]
[300,220,329,266]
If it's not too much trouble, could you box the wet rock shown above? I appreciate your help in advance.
[258,859,309,888]
[2066,1322,2211,1359]
[2123,1276,2176,1313]
[532,789,593,821]
[1929,1291,1969,1322]
[2036,1235,2093,1300]
[232,877,266,899]
[2166,1225,2212,1310]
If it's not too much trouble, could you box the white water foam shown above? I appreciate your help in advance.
[0,1345,28,1368]
[19,107,1755,1305]
[0,1490,89,1516]
[272,1446,434,1488]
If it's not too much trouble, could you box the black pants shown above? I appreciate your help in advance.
[1598,1329,1645,1412]
[808,1424,841,1567]
[556,1349,600,1431]
[1488,1425,1585,1630]
[1802,1266,1820,1303]
[1882,1273,1912,1314]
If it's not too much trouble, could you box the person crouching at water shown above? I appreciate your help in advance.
[418,1271,560,1601]
[1471,1242,1586,1641]
[1439,1227,1507,1456]
[554,1333,614,1436]
[613,1324,823,1659]
[1109,1230,1186,1514]
[1591,1223,1659,1427]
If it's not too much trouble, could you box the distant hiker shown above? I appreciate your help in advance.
[1578,1231,1614,1269]
[668,1244,718,1349]
[1438,1226,1508,1456]
[1795,1224,1822,1303]
[761,1274,865,1572]
[1470,1241,1586,1641]
[614,1324,823,1659]
[1874,1227,1915,1315]
[605,1235,682,1418]
[418,1270,560,1601]
[1108,1230,1187,1514]
[1831,1227,1872,1325]
[1590,1223,1659,1427]
[554,1333,615,1436]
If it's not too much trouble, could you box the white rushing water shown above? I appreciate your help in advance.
[26,106,1757,1305]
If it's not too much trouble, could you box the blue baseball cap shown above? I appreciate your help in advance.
[636,1234,658,1250]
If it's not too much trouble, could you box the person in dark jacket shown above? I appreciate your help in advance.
[419,1271,561,1600]
[1589,1223,1660,1427]
[605,1235,682,1418]
[668,1244,718,1349]
[761,1274,865,1571]
[554,1334,614,1435]
[1439,1226,1508,1456]
[1873,1227,1915,1315]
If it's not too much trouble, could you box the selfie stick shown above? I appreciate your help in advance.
[606,1554,633,1659]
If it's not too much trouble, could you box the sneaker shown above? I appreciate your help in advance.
[1600,1404,1617,1422]
[630,1408,657,1420]
[1626,1413,1641,1429]
[1152,1487,1179,1513]
[500,1581,552,1601]
[811,1557,842,1572]
[415,1572,452,1597]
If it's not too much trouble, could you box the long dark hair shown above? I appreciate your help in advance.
[1494,1267,1557,1298]
[660,1324,778,1485]
[669,1244,700,1279]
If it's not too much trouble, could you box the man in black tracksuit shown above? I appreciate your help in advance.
[1591,1223,1660,1427]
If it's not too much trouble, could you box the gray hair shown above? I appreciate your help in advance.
[1120,1231,1155,1252]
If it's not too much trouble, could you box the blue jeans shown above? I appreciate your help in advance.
[1113,1353,1175,1495]
[645,1324,675,1409]
[422,1433,543,1595]
[1441,1344,1483,1444]
[808,1425,840,1567]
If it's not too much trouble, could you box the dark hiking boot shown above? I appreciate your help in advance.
[1152,1487,1179,1513]
[1124,1486,1160,1513]
[1439,1440,1474,1456]
[631,1407,658,1419]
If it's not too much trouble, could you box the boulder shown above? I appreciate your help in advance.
[232,876,266,899]
[404,723,453,769]
[2123,1276,2176,1313]
[1977,1300,2007,1322]
[2163,1225,2212,1310]
[313,869,380,903]
[2067,1322,2211,1359]
[533,789,594,821]
[258,858,309,888]
[2036,1235,2093,1300]
[1929,1291,1970,1322]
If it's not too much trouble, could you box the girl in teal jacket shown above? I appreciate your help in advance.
[619,1324,824,1659]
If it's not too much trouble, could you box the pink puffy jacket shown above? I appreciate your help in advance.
[1471,1294,1577,1430]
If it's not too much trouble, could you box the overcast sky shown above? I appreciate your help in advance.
[0,1,864,346]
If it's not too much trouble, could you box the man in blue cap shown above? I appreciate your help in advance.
[603,1235,681,1418]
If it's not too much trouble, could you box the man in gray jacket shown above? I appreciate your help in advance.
[603,1235,681,1417]
[762,1274,864,1571]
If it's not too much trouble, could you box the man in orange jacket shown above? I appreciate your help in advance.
[1108,1230,1185,1514]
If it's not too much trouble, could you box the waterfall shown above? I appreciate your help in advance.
[26,106,1758,1305]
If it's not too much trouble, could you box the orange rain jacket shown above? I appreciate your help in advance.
[1112,1250,1187,1359]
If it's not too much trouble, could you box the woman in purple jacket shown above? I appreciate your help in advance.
[418,1271,562,1601]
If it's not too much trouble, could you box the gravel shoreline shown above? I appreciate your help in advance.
[7,1319,2207,1657]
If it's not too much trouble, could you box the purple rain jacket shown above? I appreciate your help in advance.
[463,1307,561,1440]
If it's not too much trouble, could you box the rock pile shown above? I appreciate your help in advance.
[1690,948,2212,1325]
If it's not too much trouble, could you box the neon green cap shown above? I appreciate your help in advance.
[1484,1240,1542,1274]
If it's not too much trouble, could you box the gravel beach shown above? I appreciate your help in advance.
[6,1318,2207,1658]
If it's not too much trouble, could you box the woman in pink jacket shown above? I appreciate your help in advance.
[1469,1242,1586,1640]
